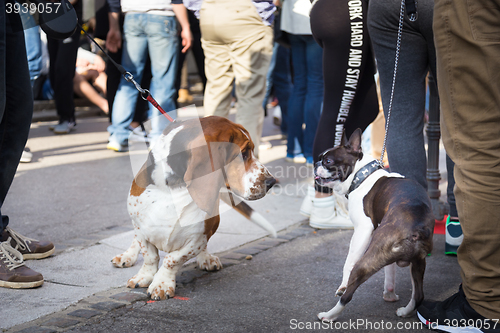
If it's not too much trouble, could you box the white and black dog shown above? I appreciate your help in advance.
[314,129,434,322]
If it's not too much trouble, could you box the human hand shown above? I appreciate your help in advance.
[180,28,192,54]
[93,55,106,72]
[106,29,121,53]
[106,12,122,53]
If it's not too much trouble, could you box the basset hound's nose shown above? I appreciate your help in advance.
[265,176,277,192]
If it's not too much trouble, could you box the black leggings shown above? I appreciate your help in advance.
[310,0,379,167]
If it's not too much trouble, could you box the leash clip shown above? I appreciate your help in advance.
[123,72,146,94]
[140,89,151,101]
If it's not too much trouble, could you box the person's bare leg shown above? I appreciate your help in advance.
[93,72,107,96]
[73,73,109,114]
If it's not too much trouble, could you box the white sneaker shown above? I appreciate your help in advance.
[107,140,129,152]
[259,141,272,150]
[20,148,32,163]
[300,186,315,217]
[285,154,306,164]
[272,105,282,126]
[309,195,353,229]
[333,191,350,221]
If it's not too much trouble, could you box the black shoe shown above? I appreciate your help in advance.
[417,285,500,332]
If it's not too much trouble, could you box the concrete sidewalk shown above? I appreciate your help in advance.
[1,106,452,332]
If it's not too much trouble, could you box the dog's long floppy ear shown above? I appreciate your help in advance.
[346,128,363,159]
[184,137,226,216]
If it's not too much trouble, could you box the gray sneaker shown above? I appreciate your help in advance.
[53,121,76,134]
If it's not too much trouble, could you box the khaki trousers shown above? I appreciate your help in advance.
[434,0,500,319]
[199,0,273,157]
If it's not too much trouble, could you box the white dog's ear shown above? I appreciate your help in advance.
[347,128,363,155]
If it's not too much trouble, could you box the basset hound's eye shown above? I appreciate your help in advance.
[241,147,251,161]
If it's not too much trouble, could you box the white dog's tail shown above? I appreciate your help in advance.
[220,194,277,238]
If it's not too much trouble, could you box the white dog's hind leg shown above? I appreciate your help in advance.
[337,227,373,296]
[111,236,141,268]
[196,247,222,271]
[383,263,399,302]
[126,235,159,289]
[397,269,415,317]
[397,259,425,317]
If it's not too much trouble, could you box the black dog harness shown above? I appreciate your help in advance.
[346,160,384,198]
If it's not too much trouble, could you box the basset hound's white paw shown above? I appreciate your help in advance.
[197,252,222,271]
[147,277,176,300]
[111,238,140,268]
[111,252,137,268]
[127,273,154,289]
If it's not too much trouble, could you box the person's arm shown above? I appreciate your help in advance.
[172,2,192,53]
[106,0,122,53]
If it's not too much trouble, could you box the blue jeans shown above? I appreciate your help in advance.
[286,34,323,159]
[19,11,42,85]
[108,13,179,145]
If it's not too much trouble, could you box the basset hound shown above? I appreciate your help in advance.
[112,116,277,300]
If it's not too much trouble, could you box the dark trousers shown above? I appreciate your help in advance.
[174,11,206,100]
[174,31,206,94]
[310,0,379,157]
[368,0,436,190]
[0,0,33,232]
[47,30,79,123]
[310,0,378,193]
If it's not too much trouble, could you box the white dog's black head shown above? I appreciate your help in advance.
[314,129,363,188]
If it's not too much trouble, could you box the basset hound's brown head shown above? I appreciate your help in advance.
[139,116,276,215]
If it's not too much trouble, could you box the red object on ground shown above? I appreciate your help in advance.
[434,215,447,235]
[173,296,190,301]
